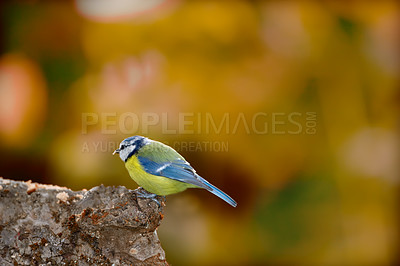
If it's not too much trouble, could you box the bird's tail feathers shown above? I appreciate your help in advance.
[196,175,237,207]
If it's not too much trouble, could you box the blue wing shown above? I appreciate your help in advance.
[137,156,204,187]
[137,156,237,207]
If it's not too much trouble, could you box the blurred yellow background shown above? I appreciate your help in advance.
[0,1,398,265]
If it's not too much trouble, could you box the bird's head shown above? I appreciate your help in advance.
[113,135,149,162]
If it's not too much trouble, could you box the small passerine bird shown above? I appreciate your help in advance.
[113,136,237,207]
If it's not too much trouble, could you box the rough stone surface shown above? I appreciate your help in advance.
[0,177,168,265]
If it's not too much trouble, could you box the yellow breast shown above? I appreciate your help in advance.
[125,155,195,195]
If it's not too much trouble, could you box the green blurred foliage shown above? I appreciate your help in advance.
[0,1,398,265]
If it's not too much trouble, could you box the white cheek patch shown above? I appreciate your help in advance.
[119,144,136,161]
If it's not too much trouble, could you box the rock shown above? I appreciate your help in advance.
[0,177,168,265]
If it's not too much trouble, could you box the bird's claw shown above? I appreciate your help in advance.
[136,188,165,207]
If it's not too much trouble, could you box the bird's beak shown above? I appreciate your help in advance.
[113,149,120,155]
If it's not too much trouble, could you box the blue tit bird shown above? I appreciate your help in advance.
[113,136,237,207]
